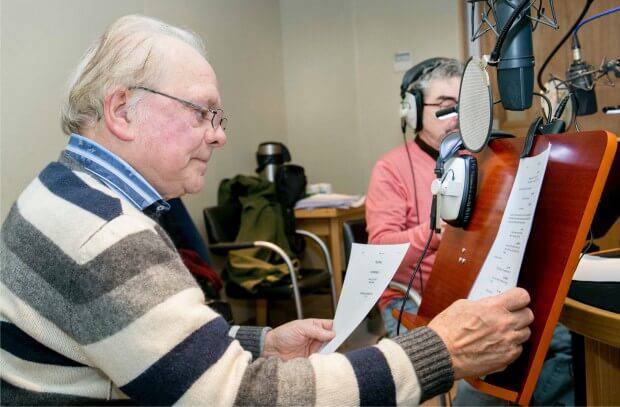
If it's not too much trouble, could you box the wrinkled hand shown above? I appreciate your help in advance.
[428,287,534,380]
[262,319,335,361]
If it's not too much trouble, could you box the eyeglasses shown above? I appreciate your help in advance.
[424,98,458,110]
[130,86,228,130]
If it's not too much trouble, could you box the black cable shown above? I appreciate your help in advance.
[402,130,427,304]
[403,132,421,224]
[396,228,435,336]
[554,94,571,120]
[569,96,577,129]
[579,228,594,262]
[537,0,595,92]
[571,94,582,131]
[488,0,532,65]
[533,92,553,122]
[418,252,425,297]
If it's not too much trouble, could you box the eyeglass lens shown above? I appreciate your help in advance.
[211,109,227,130]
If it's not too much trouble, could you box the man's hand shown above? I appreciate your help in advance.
[262,319,335,361]
[427,287,534,380]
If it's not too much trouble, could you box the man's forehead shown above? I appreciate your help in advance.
[158,38,220,103]
[165,46,215,82]
[426,77,460,99]
[187,82,221,105]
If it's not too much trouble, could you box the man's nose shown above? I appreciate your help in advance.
[206,126,227,147]
[447,114,458,128]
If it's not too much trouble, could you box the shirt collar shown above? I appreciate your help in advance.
[414,135,439,161]
[62,133,170,213]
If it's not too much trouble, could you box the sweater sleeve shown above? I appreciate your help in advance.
[69,215,453,406]
[228,325,271,360]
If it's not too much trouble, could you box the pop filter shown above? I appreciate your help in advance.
[458,57,493,152]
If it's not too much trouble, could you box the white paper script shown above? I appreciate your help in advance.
[468,144,551,300]
[319,243,409,354]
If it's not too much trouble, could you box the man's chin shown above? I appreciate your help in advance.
[185,178,206,195]
[440,130,458,141]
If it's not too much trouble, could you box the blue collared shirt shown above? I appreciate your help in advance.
[63,133,170,214]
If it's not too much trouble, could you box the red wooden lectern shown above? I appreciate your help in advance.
[395,131,617,405]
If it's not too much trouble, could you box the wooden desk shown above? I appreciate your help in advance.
[295,205,365,298]
[560,297,620,406]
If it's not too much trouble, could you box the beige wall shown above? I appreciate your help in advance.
[0,0,288,231]
[1,0,140,220]
[1,0,461,232]
[280,0,461,195]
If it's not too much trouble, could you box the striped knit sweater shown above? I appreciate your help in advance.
[0,159,454,406]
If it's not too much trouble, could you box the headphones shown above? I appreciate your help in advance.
[431,148,478,229]
[399,57,452,133]
[431,129,512,231]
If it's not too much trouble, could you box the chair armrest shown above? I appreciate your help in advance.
[388,281,422,307]
[253,241,303,319]
[295,229,337,312]
[209,240,304,319]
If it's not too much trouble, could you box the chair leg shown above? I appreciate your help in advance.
[256,299,268,326]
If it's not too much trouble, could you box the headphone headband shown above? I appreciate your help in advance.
[400,57,451,99]
[400,58,451,133]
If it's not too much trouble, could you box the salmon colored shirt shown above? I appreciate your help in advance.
[366,138,441,310]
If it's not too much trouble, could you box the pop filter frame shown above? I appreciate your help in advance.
[458,57,494,153]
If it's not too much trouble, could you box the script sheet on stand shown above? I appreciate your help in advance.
[468,144,552,300]
[319,243,409,354]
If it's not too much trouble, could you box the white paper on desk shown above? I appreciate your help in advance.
[319,243,409,354]
[468,144,552,300]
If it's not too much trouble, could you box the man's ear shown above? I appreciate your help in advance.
[103,88,135,141]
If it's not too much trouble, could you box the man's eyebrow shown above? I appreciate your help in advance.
[198,96,221,109]
[203,96,222,109]
[435,95,458,101]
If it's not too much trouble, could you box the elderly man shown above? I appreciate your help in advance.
[367,58,573,405]
[367,58,462,338]
[1,16,533,405]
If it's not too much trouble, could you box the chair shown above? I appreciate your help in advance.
[203,206,337,325]
[158,198,233,323]
[342,219,421,306]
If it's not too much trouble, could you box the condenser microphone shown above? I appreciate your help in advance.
[567,35,598,116]
[492,0,535,111]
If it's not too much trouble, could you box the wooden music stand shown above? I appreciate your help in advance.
[394,131,616,405]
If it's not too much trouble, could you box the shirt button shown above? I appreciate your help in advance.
[157,205,165,212]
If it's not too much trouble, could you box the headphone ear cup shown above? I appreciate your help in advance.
[402,92,418,131]
[446,155,478,228]
[399,94,411,118]
[413,90,424,132]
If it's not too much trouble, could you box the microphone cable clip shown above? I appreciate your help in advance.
[521,116,544,158]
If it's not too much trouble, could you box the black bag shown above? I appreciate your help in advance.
[275,164,307,255]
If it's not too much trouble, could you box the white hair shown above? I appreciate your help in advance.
[61,14,206,135]
[413,58,463,96]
